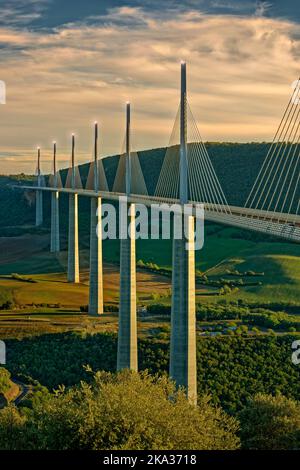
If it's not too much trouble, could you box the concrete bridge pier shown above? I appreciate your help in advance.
[117,102,138,371]
[169,62,197,404]
[67,193,80,283]
[89,196,104,315]
[50,191,60,252]
[170,213,197,404]
[117,203,137,371]
[35,147,43,226]
[35,190,43,226]
[50,142,60,252]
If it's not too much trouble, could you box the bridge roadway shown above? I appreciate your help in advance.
[19,185,300,243]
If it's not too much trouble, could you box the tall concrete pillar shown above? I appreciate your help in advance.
[170,216,197,404]
[35,190,43,226]
[67,134,80,283]
[89,196,104,315]
[169,62,197,404]
[67,192,79,283]
[35,147,43,226]
[117,203,137,371]
[50,142,60,253]
[117,103,138,371]
[50,191,60,252]
[89,122,103,316]
[88,123,104,315]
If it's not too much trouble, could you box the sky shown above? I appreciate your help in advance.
[0,0,299,174]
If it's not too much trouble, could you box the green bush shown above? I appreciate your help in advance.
[11,273,37,284]
[0,406,27,450]
[147,304,171,315]
[80,304,119,313]
[239,393,300,450]
[0,368,11,395]
[0,371,239,450]
[80,305,88,313]
[0,300,15,310]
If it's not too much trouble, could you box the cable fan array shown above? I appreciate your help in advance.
[245,81,300,223]
[155,100,231,215]
[86,159,109,191]
[112,135,148,196]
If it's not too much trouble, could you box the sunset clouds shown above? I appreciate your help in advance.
[0,3,299,173]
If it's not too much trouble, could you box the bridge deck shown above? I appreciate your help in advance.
[17,185,300,243]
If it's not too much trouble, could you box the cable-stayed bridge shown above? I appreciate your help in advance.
[18,63,300,404]
[27,71,300,244]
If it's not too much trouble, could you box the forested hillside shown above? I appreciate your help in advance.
[5,332,300,413]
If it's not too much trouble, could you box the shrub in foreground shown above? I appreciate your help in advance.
[0,368,11,395]
[239,393,300,450]
[0,371,239,450]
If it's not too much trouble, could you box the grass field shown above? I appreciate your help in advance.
[206,240,300,304]
[0,264,171,308]
[0,222,299,320]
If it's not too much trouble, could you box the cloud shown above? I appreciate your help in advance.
[0,148,78,175]
[0,0,50,26]
[0,6,299,173]
[211,1,252,12]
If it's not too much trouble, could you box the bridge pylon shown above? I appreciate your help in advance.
[169,62,197,405]
[117,102,138,371]
[89,122,104,316]
[35,147,43,226]
[67,134,80,283]
[50,142,60,253]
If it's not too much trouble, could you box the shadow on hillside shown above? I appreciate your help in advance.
[5,332,168,390]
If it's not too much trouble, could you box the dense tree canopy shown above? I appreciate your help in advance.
[0,368,11,395]
[239,393,300,450]
[5,333,300,413]
[0,371,239,450]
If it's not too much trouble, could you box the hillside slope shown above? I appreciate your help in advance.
[0,142,270,228]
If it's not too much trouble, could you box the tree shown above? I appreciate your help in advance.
[239,393,300,450]
[0,405,27,450]
[0,371,240,450]
[0,368,11,394]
